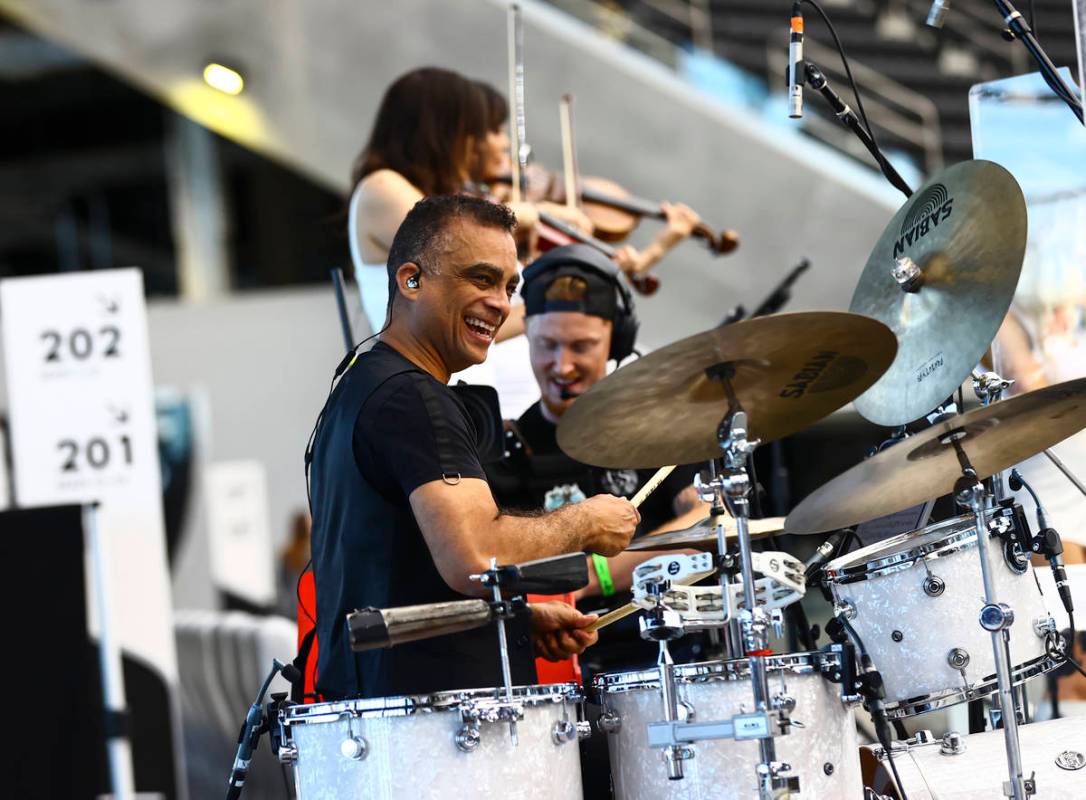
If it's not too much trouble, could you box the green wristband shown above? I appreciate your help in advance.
[592,553,615,597]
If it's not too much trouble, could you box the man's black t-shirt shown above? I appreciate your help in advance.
[310,342,534,699]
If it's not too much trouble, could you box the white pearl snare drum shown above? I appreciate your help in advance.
[280,683,585,799]
[825,510,1061,719]
[593,651,862,799]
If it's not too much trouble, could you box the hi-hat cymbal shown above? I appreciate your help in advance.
[557,311,896,469]
[786,377,1086,534]
[626,514,785,551]
[850,160,1026,426]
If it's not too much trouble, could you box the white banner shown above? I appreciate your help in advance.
[0,268,177,682]
[205,459,276,606]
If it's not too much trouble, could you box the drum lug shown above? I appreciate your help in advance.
[575,720,593,741]
[340,735,369,761]
[1033,616,1057,639]
[598,709,622,734]
[771,692,796,715]
[940,730,967,755]
[677,700,696,722]
[947,647,971,671]
[454,724,482,753]
[277,743,298,765]
[833,599,856,620]
[923,574,945,597]
[551,719,580,745]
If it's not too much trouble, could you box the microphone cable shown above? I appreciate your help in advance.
[835,614,910,800]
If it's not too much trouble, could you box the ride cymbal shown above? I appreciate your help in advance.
[850,160,1026,426]
[557,311,896,469]
[626,514,785,551]
[786,378,1086,534]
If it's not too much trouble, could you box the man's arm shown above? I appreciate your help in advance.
[410,477,640,595]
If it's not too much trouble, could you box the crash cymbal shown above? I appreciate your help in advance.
[626,513,785,551]
[850,160,1026,426]
[557,311,896,469]
[786,377,1086,534]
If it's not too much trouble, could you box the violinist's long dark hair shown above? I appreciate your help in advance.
[476,80,509,132]
[350,67,488,195]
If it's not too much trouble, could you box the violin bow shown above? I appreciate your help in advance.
[506,3,528,205]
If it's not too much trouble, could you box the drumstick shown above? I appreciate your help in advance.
[630,465,676,508]
[584,466,680,634]
[586,569,716,632]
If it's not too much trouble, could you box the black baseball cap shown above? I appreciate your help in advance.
[521,244,624,320]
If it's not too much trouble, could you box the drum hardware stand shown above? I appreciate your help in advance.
[987,0,1084,124]
[947,435,1034,800]
[706,363,798,798]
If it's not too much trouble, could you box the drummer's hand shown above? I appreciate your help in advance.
[530,601,599,661]
[580,494,640,556]
[538,201,595,236]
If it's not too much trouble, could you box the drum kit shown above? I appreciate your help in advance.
[271,159,1086,799]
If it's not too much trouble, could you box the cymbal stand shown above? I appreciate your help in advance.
[949,436,1035,799]
[707,364,796,799]
[973,370,1015,502]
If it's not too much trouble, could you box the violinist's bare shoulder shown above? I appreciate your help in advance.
[356,168,424,215]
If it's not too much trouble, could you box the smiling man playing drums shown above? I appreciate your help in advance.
[307,195,641,701]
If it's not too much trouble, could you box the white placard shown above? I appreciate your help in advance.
[205,459,276,606]
[0,268,177,682]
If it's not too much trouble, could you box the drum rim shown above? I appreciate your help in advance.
[824,511,1012,585]
[282,682,582,725]
[883,652,1061,719]
[591,651,839,694]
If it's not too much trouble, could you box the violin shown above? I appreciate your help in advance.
[495,171,740,257]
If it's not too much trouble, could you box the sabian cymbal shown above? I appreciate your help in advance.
[850,160,1026,426]
[786,378,1086,534]
[557,312,897,469]
[626,514,785,551]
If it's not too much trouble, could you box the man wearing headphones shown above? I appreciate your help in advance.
[486,244,708,649]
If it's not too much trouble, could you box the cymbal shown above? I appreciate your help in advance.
[850,160,1026,426]
[786,378,1086,534]
[557,312,897,469]
[626,514,786,551]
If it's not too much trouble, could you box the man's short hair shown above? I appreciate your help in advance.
[385,194,517,319]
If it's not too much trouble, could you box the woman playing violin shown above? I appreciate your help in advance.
[471,81,705,286]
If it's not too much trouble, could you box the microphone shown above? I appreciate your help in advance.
[803,528,849,582]
[788,2,804,118]
[1010,469,1074,615]
[226,659,293,800]
[926,0,951,28]
[559,388,578,400]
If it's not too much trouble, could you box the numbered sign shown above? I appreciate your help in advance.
[0,268,177,684]
[1,270,159,505]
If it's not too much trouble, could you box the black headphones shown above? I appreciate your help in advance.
[521,244,639,362]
